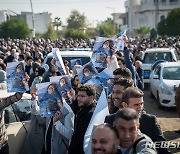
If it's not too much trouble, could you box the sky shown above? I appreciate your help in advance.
[0,0,126,26]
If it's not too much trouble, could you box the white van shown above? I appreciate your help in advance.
[141,47,179,84]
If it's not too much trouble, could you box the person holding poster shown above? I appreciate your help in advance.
[68,85,96,154]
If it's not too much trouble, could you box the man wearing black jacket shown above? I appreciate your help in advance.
[68,85,96,154]
[105,87,171,154]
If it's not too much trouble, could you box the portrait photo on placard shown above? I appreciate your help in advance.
[92,37,115,70]
[86,78,104,101]
[50,75,72,104]
[37,82,63,117]
[77,61,98,84]
[70,58,82,70]
[6,61,26,92]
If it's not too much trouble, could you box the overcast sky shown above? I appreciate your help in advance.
[0,0,126,26]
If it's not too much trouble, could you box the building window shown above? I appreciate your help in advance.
[160,15,165,21]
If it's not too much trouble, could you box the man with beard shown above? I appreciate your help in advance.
[68,85,96,154]
[92,123,119,154]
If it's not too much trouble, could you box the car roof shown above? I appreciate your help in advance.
[144,48,175,53]
[0,90,31,99]
[160,61,180,67]
[46,50,93,58]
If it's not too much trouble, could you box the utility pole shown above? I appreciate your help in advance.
[155,0,159,30]
[30,0,35,37]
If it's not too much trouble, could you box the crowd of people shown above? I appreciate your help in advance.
[0,36,180,154]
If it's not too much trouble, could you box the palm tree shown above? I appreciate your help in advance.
[53,17,62,33]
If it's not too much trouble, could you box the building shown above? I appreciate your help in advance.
[0,10,13,23]
[0,10,52,34]
[123,0,180,37]
[12,12,52,34]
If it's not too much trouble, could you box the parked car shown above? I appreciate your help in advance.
[149,61,180,108]
[141,48,179,84]
[1,90,32,154]
[43,48,93,70]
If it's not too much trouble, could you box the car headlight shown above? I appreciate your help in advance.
[160,84,172,95]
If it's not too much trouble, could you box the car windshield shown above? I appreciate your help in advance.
[143,52,172,64]
[162,66,180,80]
[46,56,91,69]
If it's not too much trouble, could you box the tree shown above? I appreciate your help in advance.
[67,10,87,29]
[135,26,150,38]
[157,8,180,36]
[0,18,30,39]
[96,18,117,37]
[53,17,62,32]
[43,24,57,40]
[64,28,87,39]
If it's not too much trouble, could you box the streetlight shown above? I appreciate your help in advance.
[30,0,35,37]
[154,0,159,30]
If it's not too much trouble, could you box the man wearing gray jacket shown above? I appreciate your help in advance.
[114,108,157,154]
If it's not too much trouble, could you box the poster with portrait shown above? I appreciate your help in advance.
[115,29,129,51]
[52,48,66,74]
[77,61,98,84]
[70,58,82,69]
[86,78,104,101]
[92,37,115,70]
[6,61,26,92]
[36,82,62,117]
[50,75,72,104]
[95,68,114,95]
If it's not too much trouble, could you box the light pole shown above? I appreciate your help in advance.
[30,0,35,37]
[155,0,159,30]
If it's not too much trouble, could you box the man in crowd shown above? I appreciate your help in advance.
[114,108,157,154]
[25,56,33,76]
[91,123,119,154]
[120,87,171,154]
[113,67,132,80]
[105,78,134,124]
[68,85,96,154]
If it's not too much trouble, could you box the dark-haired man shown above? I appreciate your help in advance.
[68,85,96,154]
[113,67,132,80]
[121,87,171,154]
[104,78,134,125]
[114,108,157,154]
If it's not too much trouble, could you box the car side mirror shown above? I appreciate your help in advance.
[153,74,159,79]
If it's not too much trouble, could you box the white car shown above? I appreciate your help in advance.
[141,48,179,84]
[149,62,180,108]
[43,48,93,70]
[0,90,32,154]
